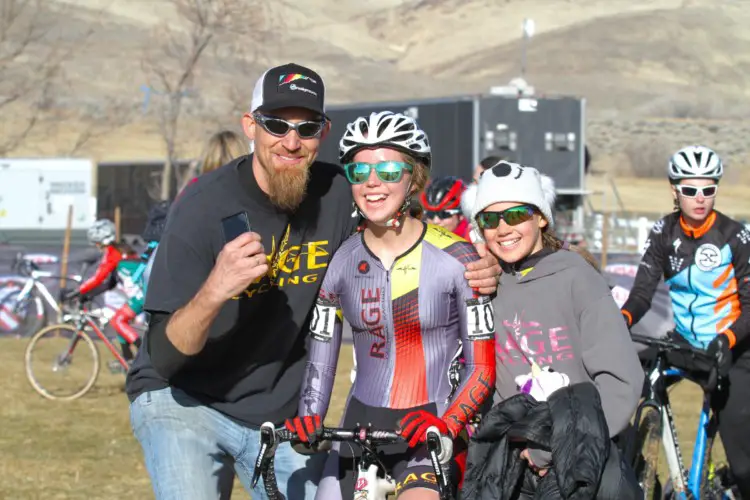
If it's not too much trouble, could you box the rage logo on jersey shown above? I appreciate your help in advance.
[233,224,331,299]
[497,313,574,367]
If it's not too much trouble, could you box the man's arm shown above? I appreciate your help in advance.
[145,231,267,379]
[621,224,667,327]
[463,242,501,296]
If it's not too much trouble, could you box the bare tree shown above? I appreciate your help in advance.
[143,0,279,199]
[0,0,67,155]
[63,100,140,156]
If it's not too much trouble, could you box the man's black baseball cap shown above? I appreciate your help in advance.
[251,63,326,118]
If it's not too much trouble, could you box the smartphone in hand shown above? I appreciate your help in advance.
[221,211,252,244]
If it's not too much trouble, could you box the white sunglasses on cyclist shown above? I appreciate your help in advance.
[674,184,718,198]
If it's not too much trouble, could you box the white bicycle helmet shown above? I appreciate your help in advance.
[668,145,723,183]
[339,111,432,167]
[87,219,116,245]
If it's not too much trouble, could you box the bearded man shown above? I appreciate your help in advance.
[126,63,501,500]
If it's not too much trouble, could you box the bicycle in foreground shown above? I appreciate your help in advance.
[253,422,456,500]
[24,296,135,401]
[628,332,740,499]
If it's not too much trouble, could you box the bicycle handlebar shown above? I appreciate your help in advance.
[252,423,454,500]
[631,332,720,391]
[631,333,712,361]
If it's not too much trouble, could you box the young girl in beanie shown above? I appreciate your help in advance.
[468,161,643,495]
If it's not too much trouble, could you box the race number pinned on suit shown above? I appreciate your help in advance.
[466,296,495,341]
[310,300,337,342]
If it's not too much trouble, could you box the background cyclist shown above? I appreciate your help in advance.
[62,219,141,363]
[621,145,750,496]
[420,176,470,240]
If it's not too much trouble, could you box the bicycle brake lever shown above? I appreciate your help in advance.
[426,426,453,499]
[425,426,453,464]
[252,422,276,488]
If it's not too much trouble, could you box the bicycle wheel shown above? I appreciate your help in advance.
[25,323,100,401]
[634,406,663,499]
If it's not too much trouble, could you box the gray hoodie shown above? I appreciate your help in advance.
[493,248,644,464]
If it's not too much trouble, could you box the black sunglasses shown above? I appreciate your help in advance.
[253,113,326,139]
[476,205,536,229]
[424,210,459,220]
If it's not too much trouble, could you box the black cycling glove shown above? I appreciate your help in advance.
[707,334,732,379]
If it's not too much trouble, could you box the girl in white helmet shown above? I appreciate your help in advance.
[286,111,497,500]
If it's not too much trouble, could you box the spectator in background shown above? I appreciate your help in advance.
[181,130,250,194]
[198,130,248,175]
[472,155,504,184]
[421,176,471,240]
[462,156,506,243]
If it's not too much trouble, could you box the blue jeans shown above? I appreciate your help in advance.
[130,387,325,500]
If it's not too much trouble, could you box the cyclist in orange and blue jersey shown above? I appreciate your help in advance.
[621,145,750,496]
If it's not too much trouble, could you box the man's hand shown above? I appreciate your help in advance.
[707,333,732,379]
[465,242,501,295]
[202,232,268,303]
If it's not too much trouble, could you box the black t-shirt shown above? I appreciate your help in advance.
[125,155,358,427]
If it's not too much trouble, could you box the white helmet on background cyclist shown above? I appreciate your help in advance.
[87,219,116,246]
[668,145,724,184]
[339,110,432,168]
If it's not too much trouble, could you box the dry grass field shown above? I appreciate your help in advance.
[0,336,726,499]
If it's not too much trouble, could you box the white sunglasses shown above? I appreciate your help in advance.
[675,184,718,198]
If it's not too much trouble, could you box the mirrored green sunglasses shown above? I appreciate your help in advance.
[343,161,413,185]
[476,205,536,229]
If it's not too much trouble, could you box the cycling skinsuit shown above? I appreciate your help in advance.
[622,211,750,349]
[300,224,496,499]
[622,210,750,496]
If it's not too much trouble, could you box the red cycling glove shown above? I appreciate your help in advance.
[284,415,323,444]
[398,410,450,449]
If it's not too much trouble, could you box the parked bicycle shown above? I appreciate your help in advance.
[0,253,89,337]
[628,333,740,499]
[24,295,137,401]
[252,422,455,500]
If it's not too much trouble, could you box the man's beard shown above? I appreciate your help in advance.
[267,164,310,211]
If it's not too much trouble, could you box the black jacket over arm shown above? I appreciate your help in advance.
[461,383,641,500]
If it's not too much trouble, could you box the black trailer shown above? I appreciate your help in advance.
[320,93,586,197]
[319,95,477,181]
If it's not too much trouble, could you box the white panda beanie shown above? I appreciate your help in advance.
[460,182,478,221]
[471,161,557,229]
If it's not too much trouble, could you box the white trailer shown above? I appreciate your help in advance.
[0,158,96,231]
